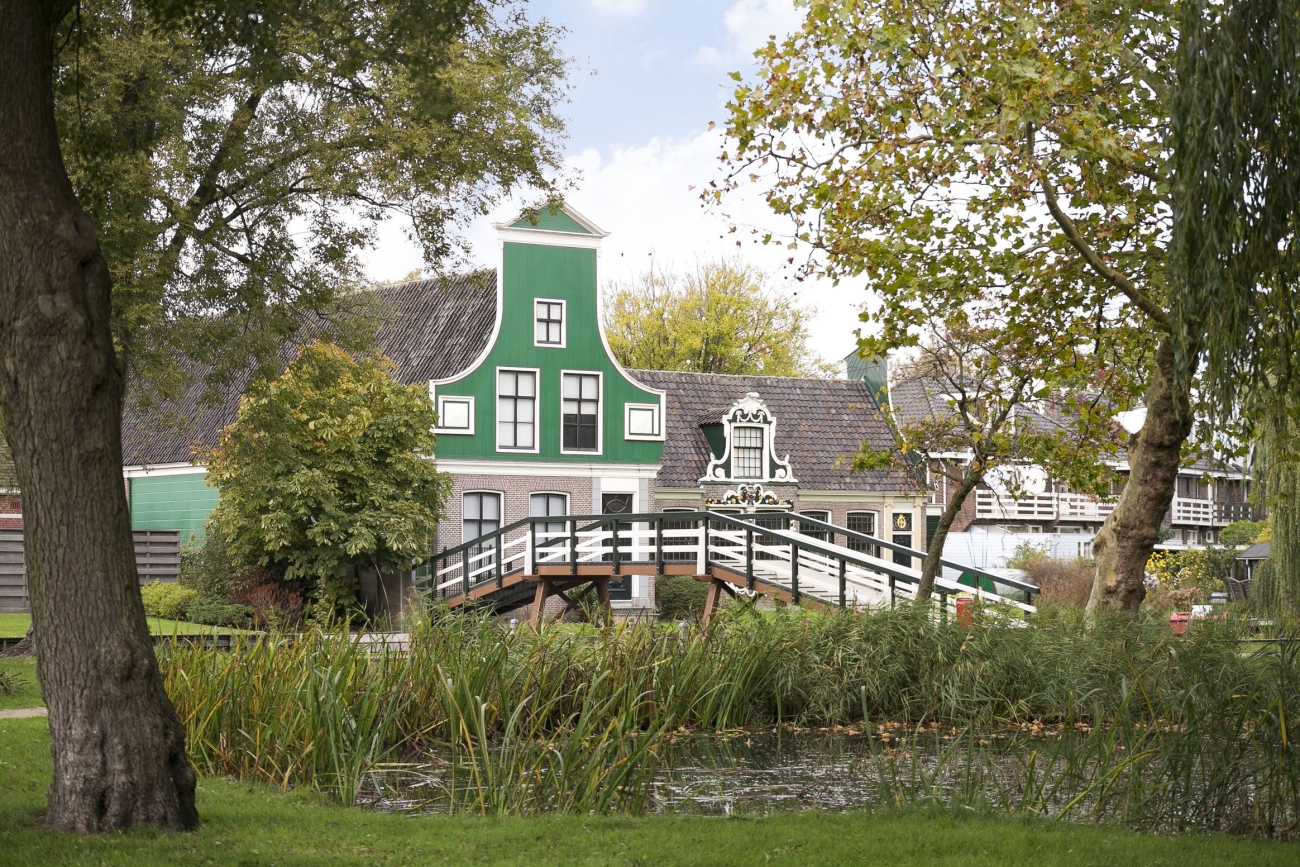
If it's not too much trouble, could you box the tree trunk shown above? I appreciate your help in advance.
[915,466,981,603]
[0,0,197,832]
[1087,337,1196,614]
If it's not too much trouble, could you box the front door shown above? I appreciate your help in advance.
[602,493,633,600]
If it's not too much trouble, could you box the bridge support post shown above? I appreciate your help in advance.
[530,580,549,631]
[701,578,737,628]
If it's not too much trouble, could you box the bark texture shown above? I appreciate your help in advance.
[0,0,197,832]
[1087,337,1195,614]
[916,468,981,603]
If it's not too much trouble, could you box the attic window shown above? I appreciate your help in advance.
[732,426,764,478]
[534,299,565,347]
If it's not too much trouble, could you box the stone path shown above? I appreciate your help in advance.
[0,707,46,720]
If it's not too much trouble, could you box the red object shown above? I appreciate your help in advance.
[1169,612,1191,635]
[956,596,975,627]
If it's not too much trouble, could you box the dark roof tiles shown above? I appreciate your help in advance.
[121,272,496,467]
[631,369,916,493]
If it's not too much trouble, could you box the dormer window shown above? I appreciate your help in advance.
[732,426,765,478]
[534,299,566,347]
[700,392,796,485]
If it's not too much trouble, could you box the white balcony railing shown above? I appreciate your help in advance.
[974,490,1117,522]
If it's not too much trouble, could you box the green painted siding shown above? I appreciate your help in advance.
[433,239,664,465]
[129,473,218,540]
[511,209,592,234]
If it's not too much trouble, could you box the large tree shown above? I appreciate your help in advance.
[603,258,828,376]
[0,0,566,832]
[720,0,1190,613]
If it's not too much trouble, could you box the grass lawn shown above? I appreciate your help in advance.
[0,718,1294,866]
[0,658,41,711]
[0,614,235,639]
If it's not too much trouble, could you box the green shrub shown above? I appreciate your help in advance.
[185,595,253,628]
[0,667,22,697]
[654,575,711,621]
[140,581,199,620]
[180,530,263,601]
[1220,520,1266,548]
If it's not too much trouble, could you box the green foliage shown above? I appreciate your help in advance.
[206,342,451,600]
[1253,412,1299,614]
[184,596,253,629]
[721,0,1167,398]
[54,0,570,396]
[179,531,259,601]
[653,576,711,622]
[603,259,828,376]
[0,667,22,697]
[1145,549,1234,596]
[1006,542,1051,572]
[1220,520,1267,549]
[1169,0,1300,417]
[139,582,199,621]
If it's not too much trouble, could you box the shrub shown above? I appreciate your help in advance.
[1023,558,1094,607]
[140,581,199,620]
[655,575,711,621]
[185,595,253,629]
[1220,520,1266,548]
[180,530,264,602]
[1006,541,1051,571]
[238,583,305,630]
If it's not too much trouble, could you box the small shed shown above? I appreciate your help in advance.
[1232,542,1271,601]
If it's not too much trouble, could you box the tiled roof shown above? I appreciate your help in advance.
[631,370,918,493]
[122,272,497,467]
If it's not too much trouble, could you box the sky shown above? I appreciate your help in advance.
[362,0,866,368]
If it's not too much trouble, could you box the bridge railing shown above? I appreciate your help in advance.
[420,510,1038,611]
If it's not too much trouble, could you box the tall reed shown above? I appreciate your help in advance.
[159,605,1299,830]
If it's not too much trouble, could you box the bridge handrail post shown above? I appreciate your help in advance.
[790,541,800,605]
[889,575,896,608]
[569,517,578,576]
[745,528,754,591]
[462,548,471,598]
[611,515,620,575]
[699,517,709,575]
[496,528,504,589]
[655,516,664,573]
[838,558,846,609]
[528,521,536,576]
[939,590,948,623]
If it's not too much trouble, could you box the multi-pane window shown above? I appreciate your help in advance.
[463,492,501,569]
[846,512,880,558]
[662,509,696,562]
[799,511,830,542]
[527,493,569,543]
[732,426,764,478]
[534,300,564,346]
[562,373,600,451]
[497,370,536,450]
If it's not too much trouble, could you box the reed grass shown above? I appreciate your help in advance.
[159,605,1300,834]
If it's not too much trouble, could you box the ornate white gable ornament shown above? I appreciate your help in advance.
[700,392,797,485]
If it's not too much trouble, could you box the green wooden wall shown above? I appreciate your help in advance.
[129,473,218,540]
[432,240,664,464]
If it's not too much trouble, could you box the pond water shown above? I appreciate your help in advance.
[358,726,1058,818]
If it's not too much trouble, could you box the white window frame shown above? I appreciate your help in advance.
[533,298,567,348]
[731,424,767,480]
[434,394,475,435]
[495,367,540,454]
[462,490,504,545]
[559,369,603,455]
[624,401,664,441]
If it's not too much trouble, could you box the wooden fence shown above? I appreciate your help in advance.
[0,529,182,614]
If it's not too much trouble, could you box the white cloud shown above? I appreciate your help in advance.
[691,0,804,70]
[589,0,647,16]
